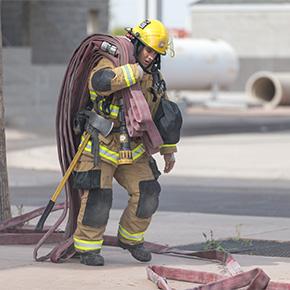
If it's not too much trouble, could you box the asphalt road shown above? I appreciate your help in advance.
[7,106,290,218]
[9,175,290,218]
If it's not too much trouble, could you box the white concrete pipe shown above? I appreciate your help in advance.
[162,38,239,90]
[246,71,290,108]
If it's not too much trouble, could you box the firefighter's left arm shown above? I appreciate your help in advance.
[157,73,178,157]
[158,89,178,157]
[151,72,177,173]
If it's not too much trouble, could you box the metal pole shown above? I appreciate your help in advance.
[156,0,162,21]
[145,0,149,19]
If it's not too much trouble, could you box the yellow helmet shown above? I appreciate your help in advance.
[128,19,170,55]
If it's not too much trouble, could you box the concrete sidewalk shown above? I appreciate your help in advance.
[1,243,290,290]
[1,208,290,290]
[2,205,290,288]
[2,128,290,289]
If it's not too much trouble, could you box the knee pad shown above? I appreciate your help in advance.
[82,188,112,227]
[136,180,161,219]
[73,170,101,190]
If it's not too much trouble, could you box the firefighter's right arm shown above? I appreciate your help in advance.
[89,58,143,97]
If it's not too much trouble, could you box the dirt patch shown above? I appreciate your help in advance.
[177,238,290,258]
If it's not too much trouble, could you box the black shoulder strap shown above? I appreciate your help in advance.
[151,70,166,102]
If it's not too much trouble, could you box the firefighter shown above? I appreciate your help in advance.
[73,19,178,266]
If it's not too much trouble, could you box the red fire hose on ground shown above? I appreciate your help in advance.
[1,205,290,289]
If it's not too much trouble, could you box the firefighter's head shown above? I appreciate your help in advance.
[126,19,173,71]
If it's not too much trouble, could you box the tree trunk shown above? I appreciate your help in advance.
[0,2,12,222]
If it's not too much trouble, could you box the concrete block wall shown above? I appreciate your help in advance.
[3,47,66,135]
[2,0,109,64]
[2,1,109,135]
[30,1,88,64]
[1,0,30,46]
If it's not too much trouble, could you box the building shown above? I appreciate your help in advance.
[191,0,290,90]
[1,0,109,134]
[2,0,109,64]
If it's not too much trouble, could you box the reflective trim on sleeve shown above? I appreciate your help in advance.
[90,90,120,118]
[118,224,144,242]
[121,64,136,87]
[108,104,120,118]
[74,237,103,251]
[98,99,120,119]
[160,144,176,148]
[89,90,97,102]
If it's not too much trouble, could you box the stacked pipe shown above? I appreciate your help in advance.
[246,71,290,108]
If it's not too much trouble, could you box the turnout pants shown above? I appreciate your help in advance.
[73,153,161,253]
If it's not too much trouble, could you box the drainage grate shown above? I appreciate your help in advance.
[177,239,290,258]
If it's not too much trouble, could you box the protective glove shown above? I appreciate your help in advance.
[163,153,175,173]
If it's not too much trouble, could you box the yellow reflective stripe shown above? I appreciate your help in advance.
[110,112,118,118]
[89,91,120,117]
[74,237,103,251]
[83,147,91,153]
[74,237,103,245]
[126,64,136,84]
[121,65,130,87]
[98,100,119,118]
[82,135,117,153]
[99,145,119,165]
[80,136,93,152]
[108,104,119,118]
[90,90,97,96]
[89,90,97,101]
[110,104,119,113]
[98,100,103,109]
[121,64,136,87]
[99,99,106,111]
[80,136,144,163]
[132,144,145,160]
[160,144,176,148]
[118,225,144,242]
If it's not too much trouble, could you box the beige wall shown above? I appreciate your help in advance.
[191,5,290,57]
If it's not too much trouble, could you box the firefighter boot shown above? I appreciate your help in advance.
[119,241,152,262]
[80,250,104,266]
